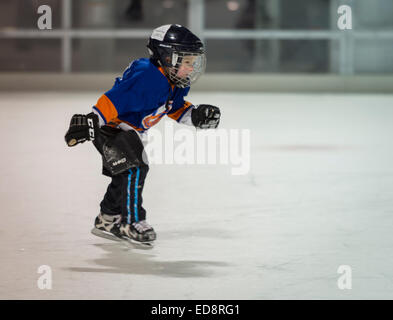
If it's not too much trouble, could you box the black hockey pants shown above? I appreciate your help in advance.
[99,166,148,223]
[93,125,148,224]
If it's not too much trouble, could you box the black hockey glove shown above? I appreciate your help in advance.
[65,112,99,147]
[191,104,221,129]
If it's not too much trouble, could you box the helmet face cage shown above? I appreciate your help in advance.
[147,24,206,88]
[166,51,206,88]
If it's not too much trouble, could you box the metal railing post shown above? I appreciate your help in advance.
[188,0,204,42]
[61,0,72,73]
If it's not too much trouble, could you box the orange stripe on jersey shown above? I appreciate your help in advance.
[108,118,145,132]
[158,66,175,90]
[167,101,193,121]
[95,94,118,123]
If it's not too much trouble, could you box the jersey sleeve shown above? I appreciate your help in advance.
[167,87,195,126]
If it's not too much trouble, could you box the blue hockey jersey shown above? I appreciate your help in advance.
[92,58,194,132]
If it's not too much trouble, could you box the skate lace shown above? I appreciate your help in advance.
[132,220,152,233]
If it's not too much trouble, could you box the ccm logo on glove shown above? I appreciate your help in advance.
[65,112,99,147]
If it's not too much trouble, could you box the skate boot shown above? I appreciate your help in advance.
[91,212,121,241]
[120,220,156,247]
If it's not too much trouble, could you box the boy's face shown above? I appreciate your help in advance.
[175,55,197,79]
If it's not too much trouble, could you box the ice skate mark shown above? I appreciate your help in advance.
[258,254,320,272]
[160,228,233,240]
[259,145,354,152]
[248,172,258,187]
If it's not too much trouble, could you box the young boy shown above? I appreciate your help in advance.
[65,24,221,246]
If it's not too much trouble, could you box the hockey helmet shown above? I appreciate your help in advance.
[147,24,206,88]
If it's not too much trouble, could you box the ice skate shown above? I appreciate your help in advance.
[119,221,156,248]
[91,212,122,242]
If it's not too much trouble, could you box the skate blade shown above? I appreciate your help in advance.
[91,227,122,242]
[91,228,154,249]
[121,237,155,249]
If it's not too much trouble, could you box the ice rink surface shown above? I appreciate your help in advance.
[1,91,393,299]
